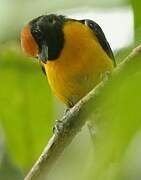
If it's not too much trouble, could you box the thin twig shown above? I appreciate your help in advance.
[24,44,141,180]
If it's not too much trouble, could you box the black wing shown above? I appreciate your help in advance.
[79,19,116,67]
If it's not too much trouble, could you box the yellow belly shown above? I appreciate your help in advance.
[43,21,114,107]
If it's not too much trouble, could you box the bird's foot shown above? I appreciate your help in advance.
[53,119,64,134]
[63,108,70,116]
[53,108,71,134]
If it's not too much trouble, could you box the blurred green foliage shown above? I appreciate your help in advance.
[0,0,141,179]
[130,0,141,43]
[0,45,54,172]
[89,54,141,180]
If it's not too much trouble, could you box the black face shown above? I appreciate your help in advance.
[29,14,65,61]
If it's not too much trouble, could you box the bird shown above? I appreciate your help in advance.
[21,14,116,108]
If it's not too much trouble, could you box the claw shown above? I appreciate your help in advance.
[53,120,63,134]
[64,108,70,116]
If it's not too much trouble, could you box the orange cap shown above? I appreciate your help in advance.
[21,25,39,57]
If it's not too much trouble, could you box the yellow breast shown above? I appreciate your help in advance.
[44,21,114,107]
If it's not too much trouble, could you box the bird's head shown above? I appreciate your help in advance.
[21,14,65,63]
[21,14,115,66]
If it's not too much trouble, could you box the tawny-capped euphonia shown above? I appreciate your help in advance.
[21,14,116,107]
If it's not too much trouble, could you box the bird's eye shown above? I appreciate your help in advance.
[48,18,56,25]
[32,29,43,39]
[52,19,56,25]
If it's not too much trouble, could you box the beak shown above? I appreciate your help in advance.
[38,43,48,63]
